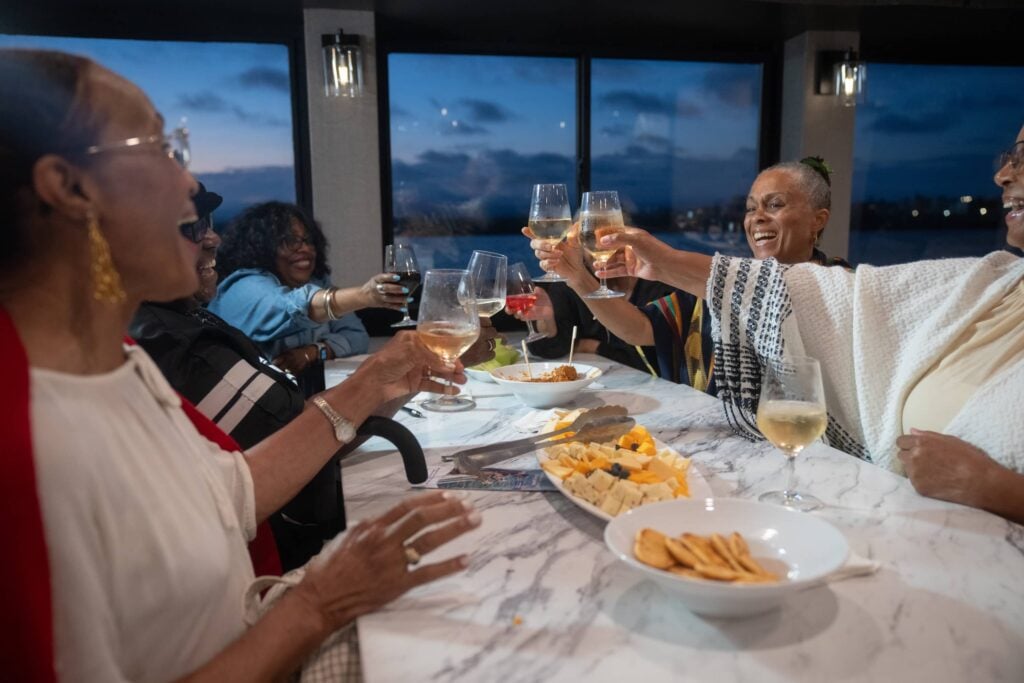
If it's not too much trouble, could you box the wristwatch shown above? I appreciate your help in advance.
[314,341,329,362]
[311,395,356,443]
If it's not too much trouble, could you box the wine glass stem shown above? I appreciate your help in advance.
[526,320,538,336]
[783,451,798,499]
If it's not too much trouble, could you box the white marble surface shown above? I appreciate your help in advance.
[326,353,1024,683]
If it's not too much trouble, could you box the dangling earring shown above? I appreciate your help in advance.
[87,211,126,304]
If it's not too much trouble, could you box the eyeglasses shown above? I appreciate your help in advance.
[85,126,191,169]
[996,141,1024,172]
[180,214,212,243]
[279,234,314,251]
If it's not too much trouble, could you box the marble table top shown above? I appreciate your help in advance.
[326,353,1024,683]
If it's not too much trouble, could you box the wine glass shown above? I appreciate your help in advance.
[385,243,420,328]
[579,191,626,299]
[507,262,546,343]
[467,250,507,318]
[756,356,828,511]
[417,269,480,412]
[528,183,573,283]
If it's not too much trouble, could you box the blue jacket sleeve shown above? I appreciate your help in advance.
[209,269,320,342]
[320,313,369,357]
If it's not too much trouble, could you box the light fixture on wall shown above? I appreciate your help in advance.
[322,29,363,98]
[816,48,865,107]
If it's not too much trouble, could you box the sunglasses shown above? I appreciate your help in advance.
[180,215,212,243]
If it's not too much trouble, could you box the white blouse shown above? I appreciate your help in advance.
[31,346,257,682]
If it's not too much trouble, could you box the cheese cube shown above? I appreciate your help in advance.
[620,482,644,508]
[599,495,623,516]
[589,469,616,493]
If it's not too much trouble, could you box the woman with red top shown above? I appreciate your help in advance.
[0,49,480,681]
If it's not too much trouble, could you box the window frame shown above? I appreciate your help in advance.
[376,41,779,249]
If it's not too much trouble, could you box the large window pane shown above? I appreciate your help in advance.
[591,59,762,257]
[388,54,576,270]
[851,64,1024,265]
[0,34,296,223]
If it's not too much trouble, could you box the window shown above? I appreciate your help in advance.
[388,54,577,270]
[851,63,1024,265]
[591,59,762,257]
[0,34,297,224]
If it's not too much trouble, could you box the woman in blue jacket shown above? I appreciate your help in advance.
[211,201,407,374]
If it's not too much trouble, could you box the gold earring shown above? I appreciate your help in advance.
[87,212,126,304]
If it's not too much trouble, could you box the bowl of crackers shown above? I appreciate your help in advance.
[490,362,601,408]
[604,498,848,618]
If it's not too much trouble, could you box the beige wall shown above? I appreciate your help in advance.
[302,7,383,287]
[780,31,859,260]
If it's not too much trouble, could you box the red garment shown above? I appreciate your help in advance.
[0,309,280,681]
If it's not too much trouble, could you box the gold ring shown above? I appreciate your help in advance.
[404,545,421,566]
[487,339,496,351]
[376,283,385,294]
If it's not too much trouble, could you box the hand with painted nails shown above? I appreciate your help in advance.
[361,272,411,311]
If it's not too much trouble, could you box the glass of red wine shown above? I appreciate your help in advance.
[385,243,420,328]
[507,262,546,343]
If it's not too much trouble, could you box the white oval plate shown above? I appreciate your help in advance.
[538,430,712,522]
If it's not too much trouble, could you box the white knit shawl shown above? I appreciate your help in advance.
[706,251,1024,473]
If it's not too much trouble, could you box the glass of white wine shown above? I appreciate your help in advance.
[579,191,626,299]
[467,250,507,318]
[757,355,828,511]
[529,183,573,283]
[417,269,481,413]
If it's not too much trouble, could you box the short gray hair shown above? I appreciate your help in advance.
[760,161,831,212]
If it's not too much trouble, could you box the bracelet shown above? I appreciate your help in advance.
[323,287,339,321]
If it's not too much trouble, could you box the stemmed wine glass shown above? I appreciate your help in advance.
[385,243,420,328]
[756,355,828,511]
[579,191,626,299]
[417,269,480,413]
[467,250,507,319]
[506,262,546,343]
[528,183,573,283]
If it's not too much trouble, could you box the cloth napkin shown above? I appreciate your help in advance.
[828,551,880,582]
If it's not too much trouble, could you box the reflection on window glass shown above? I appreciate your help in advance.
[388,54,576,271]
[852,63,1024,265]
[591,59,762,257]
[0,34,296,224]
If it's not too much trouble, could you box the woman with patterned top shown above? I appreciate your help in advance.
[524,158,850,393]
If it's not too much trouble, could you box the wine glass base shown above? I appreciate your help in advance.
[584,288,626,300]
[420,396,477,412]
[533,273,565,283]
[524,331,547,343]
[758,490,824,512]
[391,318,418,328]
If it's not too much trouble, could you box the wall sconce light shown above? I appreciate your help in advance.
[816,48,865,107]
[322,29,363,98]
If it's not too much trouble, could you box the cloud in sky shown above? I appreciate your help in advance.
[177,91,289,127]
[597,90,702,118]
[458,98,513,123]
[441,120,490,136]
[237,66,290,93]
[868,111,960,135]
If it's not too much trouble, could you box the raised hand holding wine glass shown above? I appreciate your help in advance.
[385,243,420,328]
[528,183,573,282]
[467,250,507,318]
[756,355,828,511]
[579,191,626,299]
[416,269,481,412]
[506,261,546,343]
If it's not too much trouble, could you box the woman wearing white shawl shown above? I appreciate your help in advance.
[594,128,1024,523]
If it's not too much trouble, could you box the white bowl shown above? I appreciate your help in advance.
[604,498,849,618]
[489,362,601,408]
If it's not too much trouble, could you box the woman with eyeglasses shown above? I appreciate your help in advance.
[209,201,409,375]
[0,49,479,682]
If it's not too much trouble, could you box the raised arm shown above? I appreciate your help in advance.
[596,228,712,299]
[526,228,655,346]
